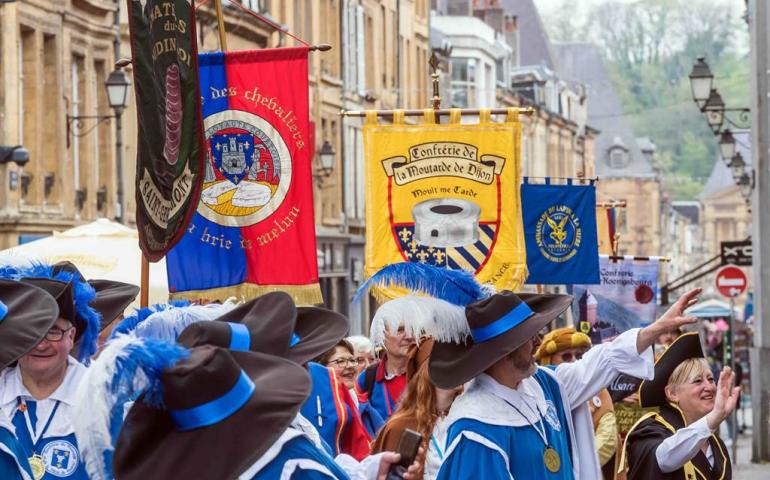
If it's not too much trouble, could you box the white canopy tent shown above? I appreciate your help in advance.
[0,218,169,309]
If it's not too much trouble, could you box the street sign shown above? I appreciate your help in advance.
[721,240,753,266]
[715,265,748,298]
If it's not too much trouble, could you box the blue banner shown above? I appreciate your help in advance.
[521,179,600,285]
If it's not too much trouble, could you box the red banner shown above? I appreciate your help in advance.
[166,48,321,305]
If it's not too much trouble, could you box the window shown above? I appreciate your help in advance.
[450,58,476,107]
[608,147,628,169]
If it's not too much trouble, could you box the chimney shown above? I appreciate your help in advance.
[447,0,472,15]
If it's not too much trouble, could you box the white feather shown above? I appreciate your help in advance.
[369,295,470,347]
[73,335,148,480]
[134,301,238,342]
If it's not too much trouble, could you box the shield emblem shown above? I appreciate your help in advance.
[210,132,256,185]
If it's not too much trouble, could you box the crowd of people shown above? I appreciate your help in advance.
[0,260,741,479]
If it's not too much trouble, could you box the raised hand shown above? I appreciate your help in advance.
[706,367,741,430]
[637,288,702,353]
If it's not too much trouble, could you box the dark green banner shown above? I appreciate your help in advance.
[127,0,204,261]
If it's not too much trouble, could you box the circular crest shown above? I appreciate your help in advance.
[198,110,293,227]
[535,206,582,263]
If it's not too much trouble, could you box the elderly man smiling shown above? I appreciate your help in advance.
[0,264,138,480]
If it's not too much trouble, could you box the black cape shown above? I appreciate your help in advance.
[625,404,731,480]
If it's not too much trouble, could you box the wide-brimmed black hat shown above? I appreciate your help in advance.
[288,305,350,365]
[638,332,704,408]
[20,277,78,337]
[113,345,310,480]
[177,291,298,357]
[53,261,139,328]
[0,280,60,369]
[429,291,573,389]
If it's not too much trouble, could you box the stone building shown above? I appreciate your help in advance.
[0,0,431,333]
[553,42,662,256]
[0,0,120,247]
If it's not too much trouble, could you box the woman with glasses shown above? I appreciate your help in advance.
[317,340,385,440]
[536,327,620,480]
[623,332,738,480]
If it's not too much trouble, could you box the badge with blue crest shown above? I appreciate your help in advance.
[522,178,600,285]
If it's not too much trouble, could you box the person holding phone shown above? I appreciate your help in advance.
[373,338,463,480]
[428,289,702,480]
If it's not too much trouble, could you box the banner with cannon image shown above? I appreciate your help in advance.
[127,0,206,261]
[165,48,321,304]
[363,109,527,294]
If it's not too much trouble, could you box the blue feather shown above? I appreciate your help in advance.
[353,263,492,306]
[109,301,190,340]
[75,335,189,480]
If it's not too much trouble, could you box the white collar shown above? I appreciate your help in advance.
[1,357,86,406]
[475,372,549,419]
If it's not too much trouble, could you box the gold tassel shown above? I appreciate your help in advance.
[170,283,324,306]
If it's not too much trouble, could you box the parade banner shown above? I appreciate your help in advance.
[127,0,206,261]
[596,208,613,255]
[166,48,321,304]
[363,109,527,294]
[571,256,659,343]
[521,179,599,285]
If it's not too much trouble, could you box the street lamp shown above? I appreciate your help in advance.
[728,152,746,183]
[738,171,754,199]
[719,129,736,160]
[688,57,714,108]
[105,69,131,114]
[106,68,130,224]
[318,140,335,176]
[702,89,725,132]
[66,67,130,220]
[0,145,29,167]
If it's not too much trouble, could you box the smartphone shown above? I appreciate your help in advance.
[386,428,423,480]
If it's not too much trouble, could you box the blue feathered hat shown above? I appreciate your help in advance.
[355,263,495,347]
[0,262,102,363]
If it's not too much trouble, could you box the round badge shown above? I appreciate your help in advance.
[199,109,293,227]
[635,284,654,304]
[592,396,602,408]
[41,439,79,477]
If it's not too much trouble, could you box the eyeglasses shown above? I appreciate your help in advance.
[559,352,583,362]
[328,357,359,368]
[44,325,74,342]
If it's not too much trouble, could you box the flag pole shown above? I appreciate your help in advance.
[140,255,150,308]
[214,0,228,51]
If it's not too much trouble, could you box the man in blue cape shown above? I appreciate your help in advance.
[428,289,702,479]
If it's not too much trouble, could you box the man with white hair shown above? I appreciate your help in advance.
[356,302,417,421]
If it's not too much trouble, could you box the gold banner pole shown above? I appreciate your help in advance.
[214,0,228,51]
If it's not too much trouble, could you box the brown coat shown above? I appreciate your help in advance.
[371,414,426,479]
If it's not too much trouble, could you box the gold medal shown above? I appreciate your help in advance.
[544,447,561,473]
[28,453,46,480]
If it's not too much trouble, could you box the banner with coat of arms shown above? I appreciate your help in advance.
[521,179,600,285]
[127,0,206,261]
[363,109,527,294]
[166,48,321,304]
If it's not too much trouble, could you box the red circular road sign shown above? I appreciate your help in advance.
[715,266,748,298]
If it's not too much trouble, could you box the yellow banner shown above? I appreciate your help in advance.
[363,109,527,295]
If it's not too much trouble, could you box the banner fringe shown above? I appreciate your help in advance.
[170,283,323,306]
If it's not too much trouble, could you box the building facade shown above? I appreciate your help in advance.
[553,43,662,257]
[0,0,119,247]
